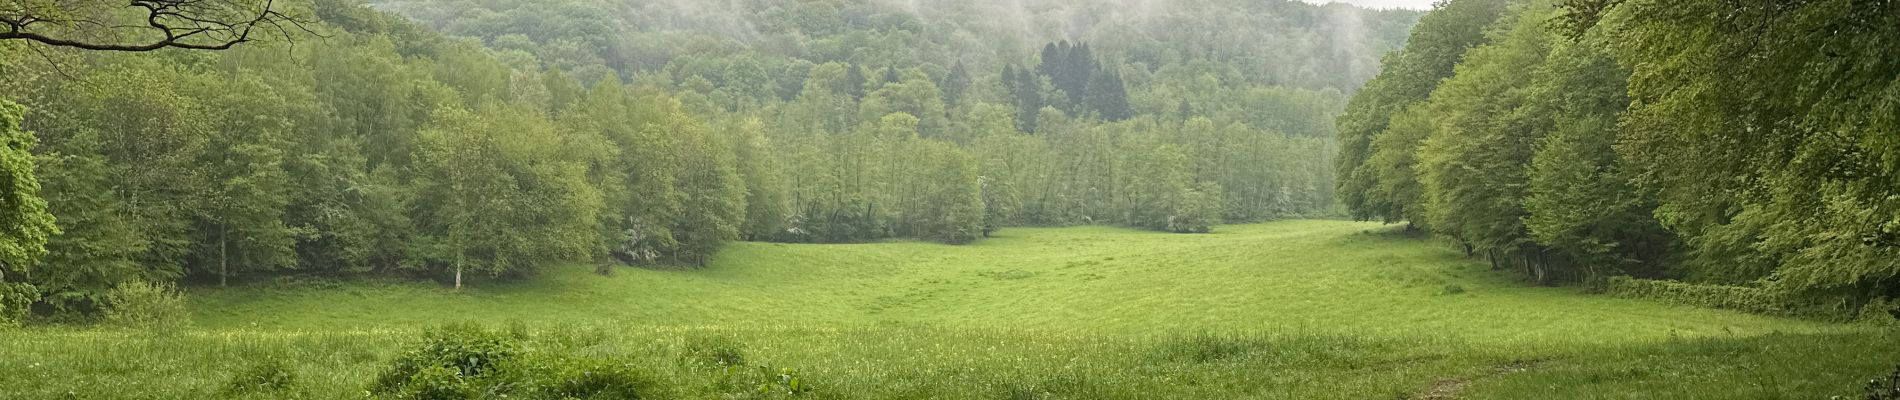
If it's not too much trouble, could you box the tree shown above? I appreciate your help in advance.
[414,105,598,288]
[1,0,312,51]
[1519,30,1671,282]
[0,100,56,290]
[1121,138,1191,231]
[191,76,297,286]
[670,113,746,267]
[940,60,971,107]
[1334,0,1510,223]
[730,119,790,242]
[27,62,208,313]
[1084,69,1132,121]
[1010,65,1043,133]
[908,141,985,244]
[1593,0,1900,300]
[1414,5,1556,283]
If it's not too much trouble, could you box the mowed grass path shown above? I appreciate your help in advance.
[6,220,1895,399]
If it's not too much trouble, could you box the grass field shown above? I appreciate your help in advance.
[3,220,1894,399]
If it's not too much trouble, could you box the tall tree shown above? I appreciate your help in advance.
[0,100,56,289]
[191,77,297,286]
[414,105,598,288]
[940,60,971,107]
[1414,5,1557,282]
[1334,0,1511,223]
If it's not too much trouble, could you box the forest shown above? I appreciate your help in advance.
[1,0,1416,316]
[2,0,1899,399]
[1334,0,1900,318]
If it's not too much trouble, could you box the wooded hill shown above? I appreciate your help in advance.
[0,0,1419,320]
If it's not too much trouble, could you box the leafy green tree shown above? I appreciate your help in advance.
[1335,0,1511,223]
[414,105,599,288]
[907,141,986,244]
[1415,5,1557,282]
[1519,31,1671,282]
[1586,0,1900,301]
[670,114,746,267]
[190,76,298,286]
[0,100,56,299]
[1121,138,1192,232]
[730,119,791,241]
[28,62,207,312]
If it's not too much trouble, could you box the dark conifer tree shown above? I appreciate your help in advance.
[942,61,971,107]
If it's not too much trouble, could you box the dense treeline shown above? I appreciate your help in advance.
[0,0,1418,320]
[1335,0,1899,315]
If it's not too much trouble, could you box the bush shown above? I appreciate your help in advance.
[1858,297,1900,327]
[373,323,519,396]
[531,358,655,400]
[373,324,672,399]
[102,281,189,330]
[0,282,36,327]
[225,359,298,395]
[1605,277,1796,316]
[1862,364,1900,400]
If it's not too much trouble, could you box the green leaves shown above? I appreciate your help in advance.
[0,99,55,282]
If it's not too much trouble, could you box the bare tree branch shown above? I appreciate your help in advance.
[0,0,317,52]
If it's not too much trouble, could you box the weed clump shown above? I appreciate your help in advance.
[225,358,298,396]
[682,335,747,368]
[1441,284,1466,295]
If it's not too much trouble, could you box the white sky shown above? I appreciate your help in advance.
[1300,0,1437,10]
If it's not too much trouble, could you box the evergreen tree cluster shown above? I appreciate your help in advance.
[1003,41,1134,132]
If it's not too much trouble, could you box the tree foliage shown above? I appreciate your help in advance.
[0,0,1417,318]
[1337,0,1900,311]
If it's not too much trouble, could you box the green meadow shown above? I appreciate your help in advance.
[3,220,1893,399]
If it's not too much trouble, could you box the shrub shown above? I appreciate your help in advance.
[101,281,189,330]
[0,282,35,327]
[1858,297,1900,327]
[225,359,298,395]
[373,323,519,396]
[534,358,655,400]
[1605,277,1796,316]
[1862,364,1900,400]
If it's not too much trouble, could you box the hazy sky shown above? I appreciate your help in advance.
[1300,0,1436,10]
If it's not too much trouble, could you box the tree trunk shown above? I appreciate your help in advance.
[454,251,464,290]
[1488,249,1500,271]
[219,227,229,287]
